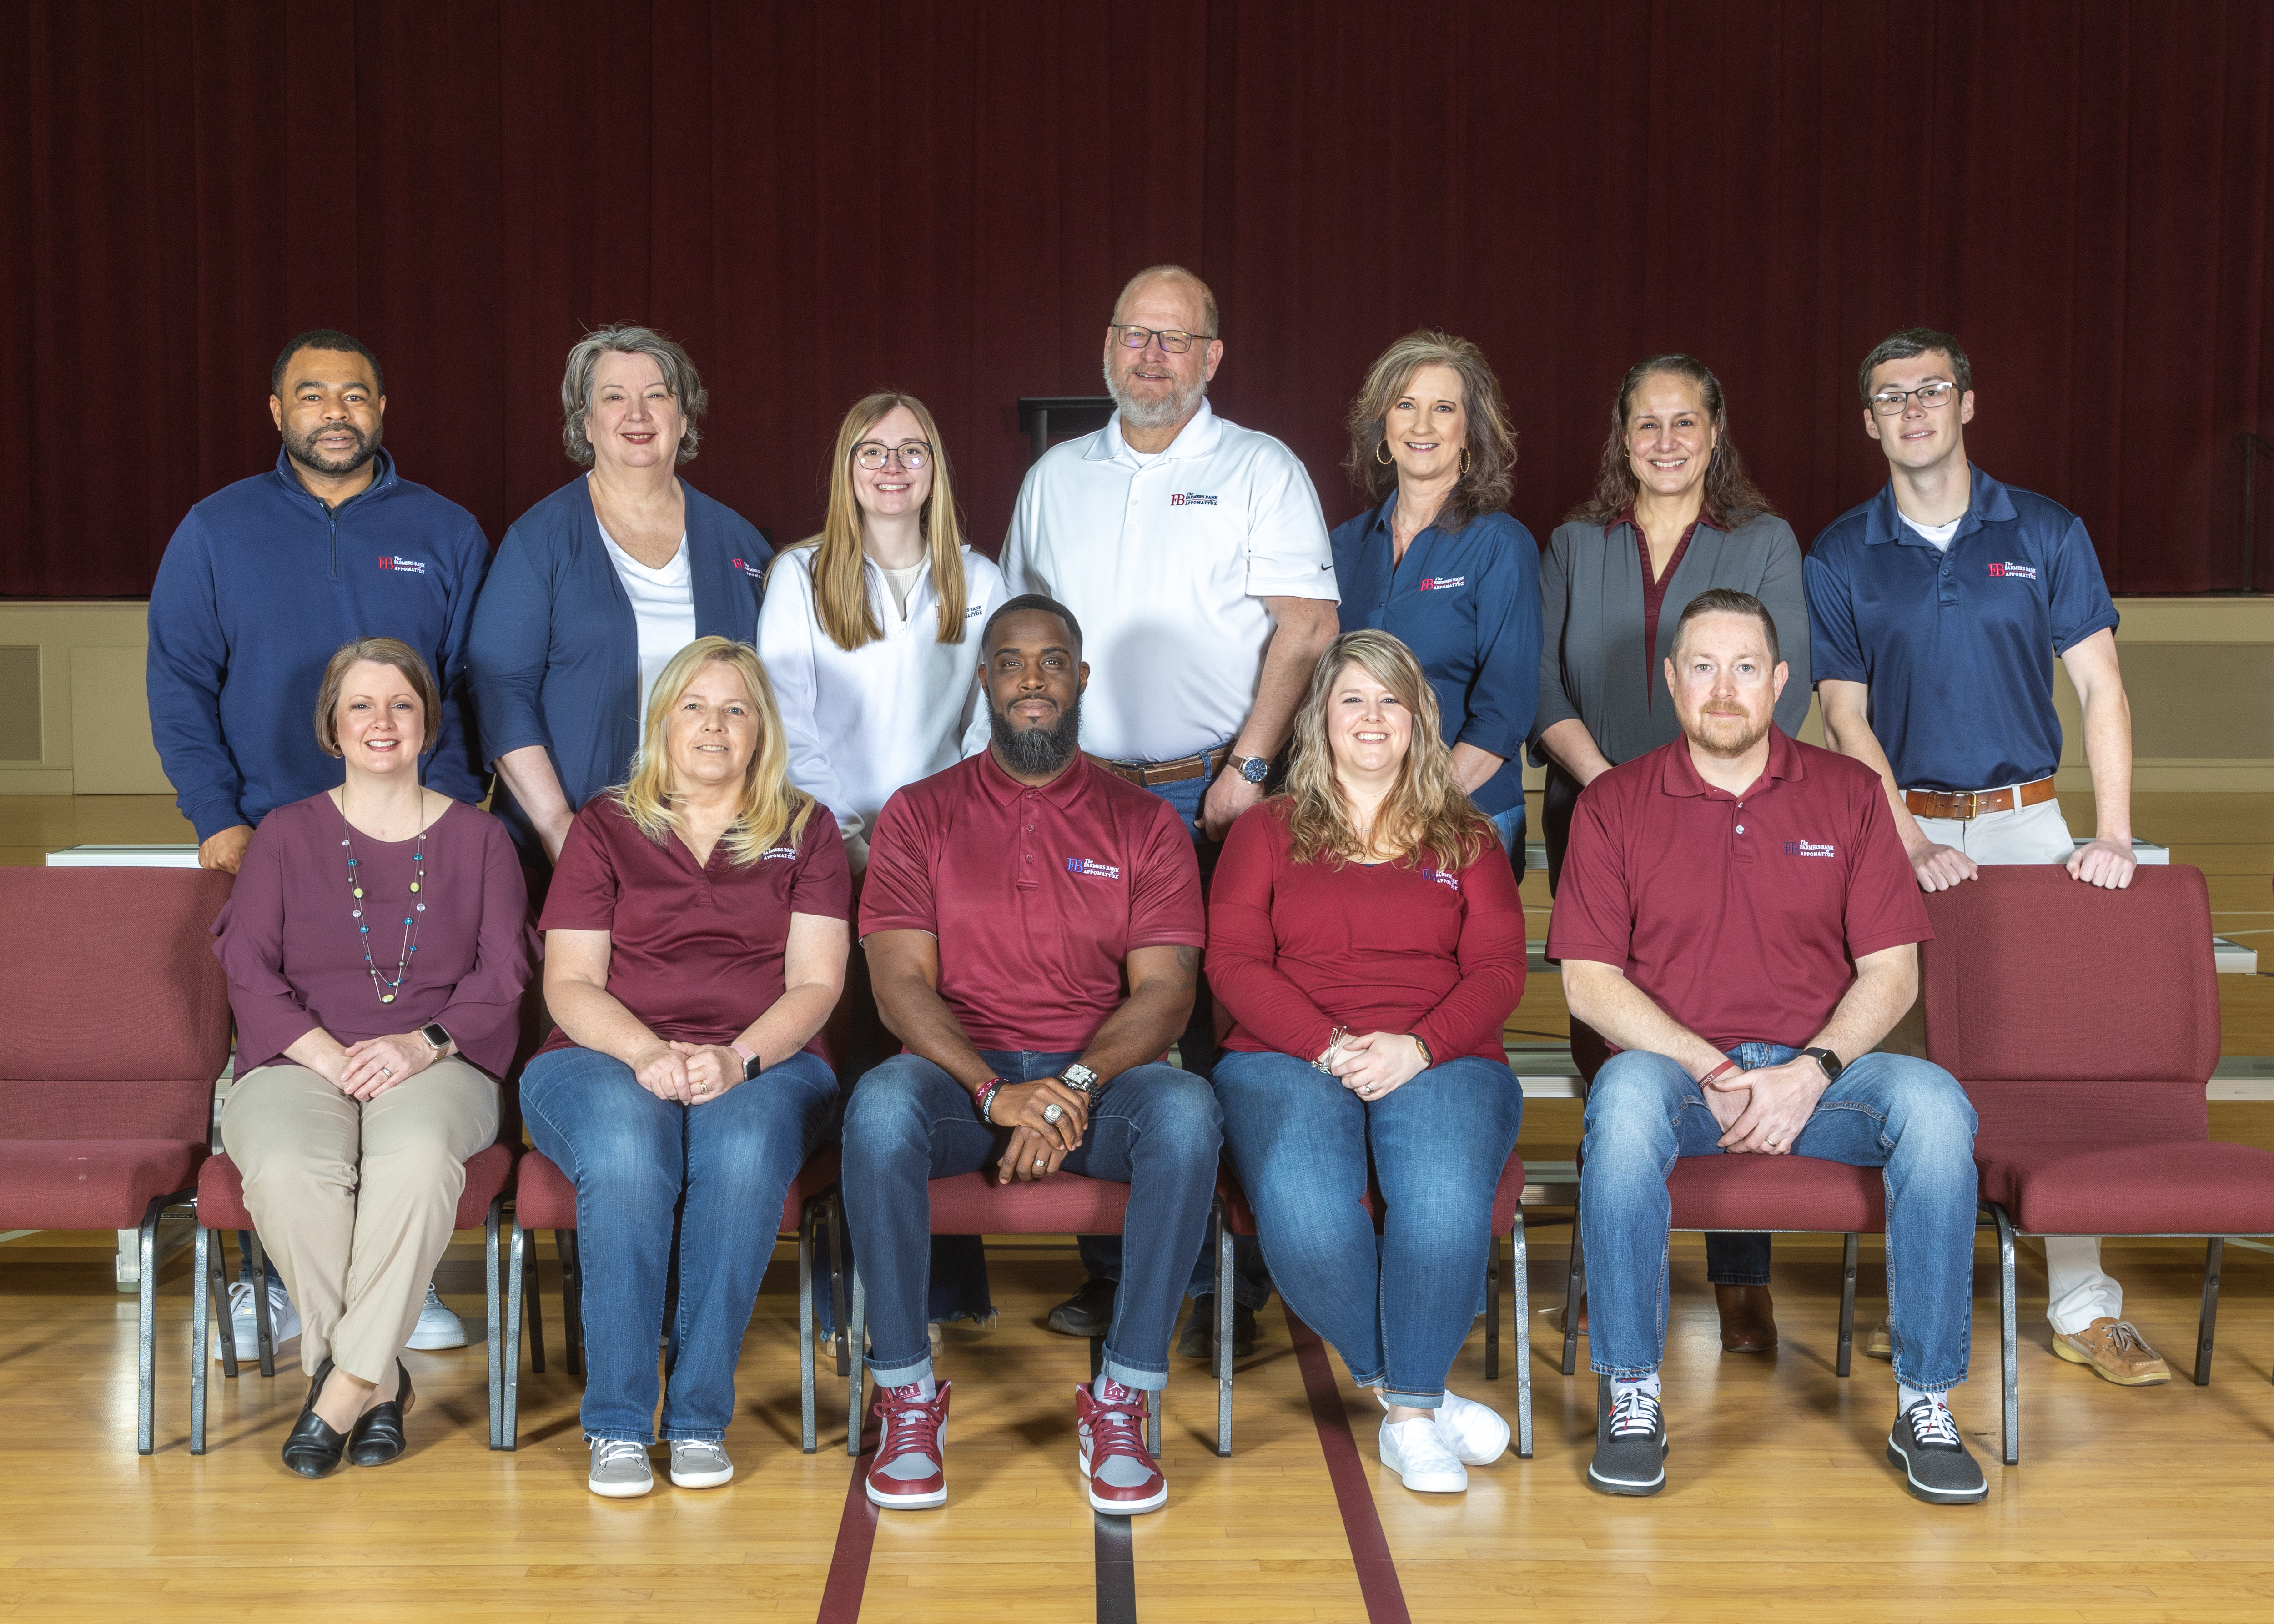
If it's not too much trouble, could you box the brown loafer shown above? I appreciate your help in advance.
[1715,1284,1778,1352]
[2052,1317,2171,1385]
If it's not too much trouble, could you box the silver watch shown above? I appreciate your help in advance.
[1061,1062,1102,1099]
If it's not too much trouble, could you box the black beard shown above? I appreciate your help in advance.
[285,421,381,478]
[990,695,1082,777]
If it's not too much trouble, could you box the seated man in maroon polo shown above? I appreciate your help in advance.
[841,593,1223,1516]
[1553,589,1985,1506]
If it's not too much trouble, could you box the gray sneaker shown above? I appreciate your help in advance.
[669,1439,735,1489]
[1887,1398,1987,1505]
[588,1438,655,1498]
[1586,1385,1668,1497]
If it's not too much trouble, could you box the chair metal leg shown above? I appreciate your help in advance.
[800,1201,818,1454]
[502,1222,527,1450]
[210,1225,239,1380]
[560,1230,584,1378]
[246,1229,276,1377]
[522,1230,548,1375]
[2197,1236,2224,1388]
[1215,1204,1234,1457]
[1088,1335,1104,1380]
[1561,1217,1585,1377]
[1147,1385,1162,1458]
[1511,1213,1533,1460]
[1993,1204,2019,1465]
[826,1193,850,1378]
[1836,1233,1858,1378]
[136,1197,164,1455]
[1485,1232,1502,1381]
[484,1197,503,1451]
[191,1222,216,1454]
[845,1262,867,1456]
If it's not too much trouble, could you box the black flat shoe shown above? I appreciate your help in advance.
[281,1357,349,1479]
[348,1361,414,1467]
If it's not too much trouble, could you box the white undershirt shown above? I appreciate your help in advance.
[1902,513,1965,551]
[595,518,696,713]
[880,560,926,620]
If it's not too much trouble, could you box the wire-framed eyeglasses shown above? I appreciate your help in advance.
[1109,324,1216,355]
[853,441,932,472]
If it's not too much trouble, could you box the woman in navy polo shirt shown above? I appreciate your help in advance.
[1532,352,1808,1353]
[1329,331,1539,863]
[469,325,770,871]
[518,637,850,1500]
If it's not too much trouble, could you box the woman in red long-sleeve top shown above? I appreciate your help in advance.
[1210,628,1526,1496]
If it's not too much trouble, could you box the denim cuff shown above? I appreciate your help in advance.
[1102,1347,1168,1393]
[1705,1271,1772,1287]
[866,1350,934,1388]
[1588,1361,1663,1380]
[584,1428,655,1447]
[660,1426,726,1443]
[1894,1371,1965,1397]
[1381,1387,1445,1410]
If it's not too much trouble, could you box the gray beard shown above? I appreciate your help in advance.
[1102,359,1206,433]
[991,697,1082,777]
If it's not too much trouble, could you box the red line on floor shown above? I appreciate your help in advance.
[1288,1310,1412,1624]
[815,1411,880,1624]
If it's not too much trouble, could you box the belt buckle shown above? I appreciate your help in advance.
[1959,791,1979,820]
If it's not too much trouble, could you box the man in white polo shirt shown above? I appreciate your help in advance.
[994,263,1340,1356]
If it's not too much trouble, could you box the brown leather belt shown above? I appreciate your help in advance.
[1084,747,1232,788]
[1903,775,2058,821]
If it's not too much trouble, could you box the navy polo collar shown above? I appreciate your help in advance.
[1861,463,2017,548]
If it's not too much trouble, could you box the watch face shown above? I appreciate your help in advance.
[1238,756,1270,784]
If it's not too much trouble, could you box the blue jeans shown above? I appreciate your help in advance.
[843,1048,1223,1393]
[519,1044,841,1444]
[1214,1049,1521,1406]
[1488,803,1527,874]
[1579,1042,1978,1393]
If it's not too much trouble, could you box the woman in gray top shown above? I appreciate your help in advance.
[1534,353,1807,1353]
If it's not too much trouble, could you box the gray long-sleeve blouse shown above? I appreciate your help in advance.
[1531,510,1811,767]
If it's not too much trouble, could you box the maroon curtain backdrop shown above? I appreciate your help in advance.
[4,0,2271,597]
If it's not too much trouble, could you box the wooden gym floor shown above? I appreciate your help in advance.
[5,790,2274,1622]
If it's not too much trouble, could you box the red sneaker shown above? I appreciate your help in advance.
[865,1381,951,1509]
[1077,1380,1167,1514]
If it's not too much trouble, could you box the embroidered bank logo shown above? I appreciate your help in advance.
[1988,562,2038,581]
[760,846,799,860]
[1418,575,1466,592]
[966,604,983,617]
[1066,857,1122,880]
[377,555,428,575]
[1417,867,1462,891]
[1782,840,1836,857]
[1167,492,1219,507]
[731,557,765,577]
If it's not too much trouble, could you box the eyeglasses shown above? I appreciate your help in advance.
[853,441,932,472]
[1868,382,1958,416]
[1109,324,1216,355]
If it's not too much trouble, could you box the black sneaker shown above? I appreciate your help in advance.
[1046,1277,1117,1338]
[1177,1297,1258,1358]
[1887,1397,1987,1504]
[1586,1385,1668,1496]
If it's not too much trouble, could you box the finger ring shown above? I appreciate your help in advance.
[380,1067,392,1078]
[1042,1102,1064,1125]
[1033,1157,1046,1171]
[1766,1138,1780,1149]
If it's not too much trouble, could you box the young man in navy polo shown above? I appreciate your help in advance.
[844,595,1223,1516]
[1555,591,1986,1506]
[1805,327,2165,1388]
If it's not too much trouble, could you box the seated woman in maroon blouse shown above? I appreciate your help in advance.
[1209,628,1527,1498]
[519,635,850,1501]
[212,637,535,1479]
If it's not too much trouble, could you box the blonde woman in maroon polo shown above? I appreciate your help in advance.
[1552,590,1984,1506]
[843,595,1221,1518]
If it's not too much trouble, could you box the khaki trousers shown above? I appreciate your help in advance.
[220,1060,499,1382]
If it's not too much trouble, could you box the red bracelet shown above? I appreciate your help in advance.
[1698,1059,1739,1086]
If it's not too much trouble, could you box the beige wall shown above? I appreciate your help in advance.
[0,595,2268,795]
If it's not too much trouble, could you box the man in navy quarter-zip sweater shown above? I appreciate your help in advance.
[146,328,493,1357]
[148,328,491,875]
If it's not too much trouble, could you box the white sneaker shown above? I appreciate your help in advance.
[1432,1390,1511,1465]
[1380,1415,1468,1492]
[669,1439,735,1489]
[209,1278,299,1360]
[406,1282,468,1350]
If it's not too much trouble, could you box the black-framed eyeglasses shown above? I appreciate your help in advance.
[853,441,932,471]
[1110,324,1216,355]
[1868,381,1958,416]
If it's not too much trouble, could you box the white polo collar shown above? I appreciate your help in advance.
[1092,397,1224,464]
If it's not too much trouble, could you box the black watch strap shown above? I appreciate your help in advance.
[1803,1046,1844,1083]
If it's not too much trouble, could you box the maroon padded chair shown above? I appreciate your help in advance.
[1215,1151,1535,1458]
[0,867,236,1454]
[501,1145,850,1453]
[1920,863,2263,1464]
[1557,1018,1877,1385]
[843,1172,1224,1458]
[186,1141,516,1453]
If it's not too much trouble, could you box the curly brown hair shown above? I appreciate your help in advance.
[1564,354,1779,528]
[1341,331,1516,531]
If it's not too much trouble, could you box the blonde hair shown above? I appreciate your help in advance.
[1281,630,1491,870]
[614,637,814,865]
[785,392,971,651]
[1341,330,1517,530]
[314,637,440,758]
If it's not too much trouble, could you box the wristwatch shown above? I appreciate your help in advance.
[418,1022,453,1055]
[1228,754,1271,785]
[1061,1062,1102,1100]
[1803,1047,1845,1084]
[730,1042,764,1082]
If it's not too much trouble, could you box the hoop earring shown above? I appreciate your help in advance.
[1460,447,1473,476]
[1375,441,1394,466]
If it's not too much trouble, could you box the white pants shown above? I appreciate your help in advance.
[1914,795,2122,1332]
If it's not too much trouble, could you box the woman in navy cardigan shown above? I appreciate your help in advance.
[469,324,770,868]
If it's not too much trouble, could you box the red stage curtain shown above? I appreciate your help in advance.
[2,0,2270,596]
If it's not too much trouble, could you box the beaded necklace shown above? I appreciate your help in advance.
[341,802,438,1006]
